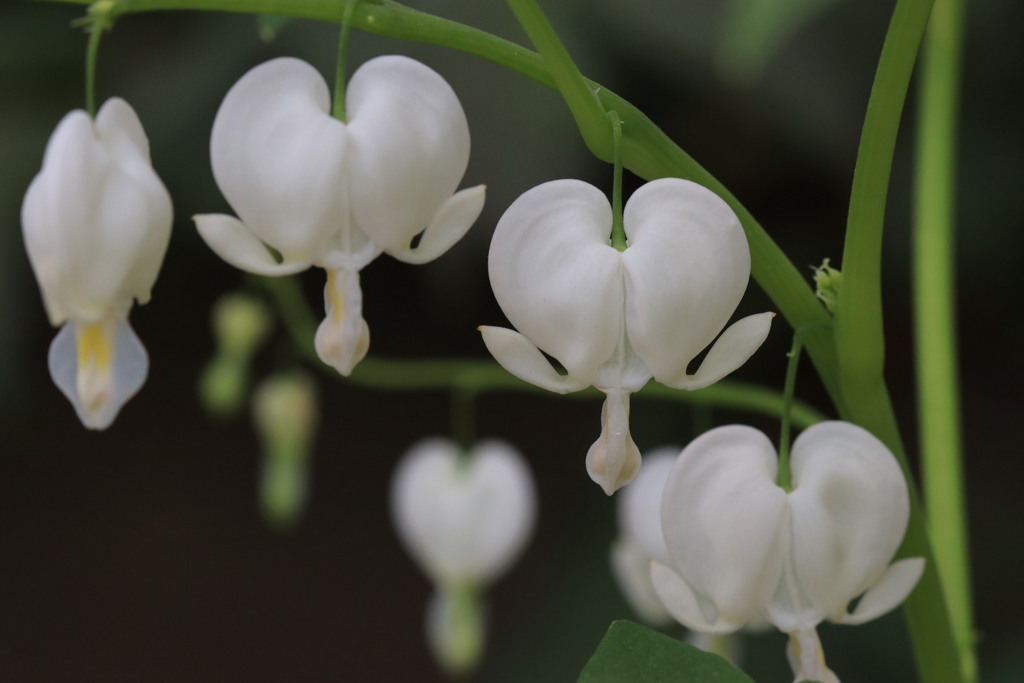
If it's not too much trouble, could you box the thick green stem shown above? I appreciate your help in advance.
[833,0,968,681]
[913,0,974,679]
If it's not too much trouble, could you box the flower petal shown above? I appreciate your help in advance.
[787,421,911,622]
[478,326,589,394]
[347,55,475,255]
[209,57,349,262]
[661,425,788,626]
[663,312,774,390]
[611,539,673,627]
[617,448,678,566]
[22,103,171,324]
[836,557,925,625]
[389,185,486,265]
[194,214,310,276]
[621,178,752,383]
[314,267,369,375]
[487,179,624,383]
[48,317,148,430]
[650,561,743,634]
[585,390,642,495]
[390,438,536,585]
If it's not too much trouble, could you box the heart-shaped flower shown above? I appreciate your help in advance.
[391,437,536,675]
[480,177,772,493]
[22,98,172,429]
[391,438,536,586]
[195,56,485,375]
[651,421,925,682]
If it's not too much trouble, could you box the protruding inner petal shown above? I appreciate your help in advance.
[389,185,486,265]
[786,628,840,683]
[314,267,369,376]
[661,312,774,390]
[48,317,149,430]
[585,389,641,495]
[478,326,589,394]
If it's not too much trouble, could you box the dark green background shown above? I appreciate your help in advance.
[1,1,1021,681]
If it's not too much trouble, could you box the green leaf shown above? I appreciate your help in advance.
[577,621,754,683]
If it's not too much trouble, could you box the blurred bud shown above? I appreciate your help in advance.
[199,293,273,417]
[812,258,842,314]
[252,373,318,530]
[426,584,486,678]
[212,293,272,359]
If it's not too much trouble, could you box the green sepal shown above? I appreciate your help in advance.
[577,620,754,683]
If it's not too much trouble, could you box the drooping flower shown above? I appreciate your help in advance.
[391,437,536,675]
[480,178,772,494]
[194,56,485,375]
[650,421,925,683]
[21,98,172,430]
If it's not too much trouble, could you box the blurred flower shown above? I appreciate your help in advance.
[391,438,536,675]
[194,56,485,376]
[651,421,925,683]
[21,98,172,430]
[610,447,677,626]
[480,178,772,494]
[252,372,318,530]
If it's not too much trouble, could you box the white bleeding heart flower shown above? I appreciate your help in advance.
[194,56,485,376]
[21,98,172,430]
[610,447,677,626]
[480,177,772,494]
[391,437,536,587]
[391,437,536,675]
[651,421,925,683]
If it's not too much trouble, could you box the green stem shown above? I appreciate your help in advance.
[331,0,359,120]
[505,0,612,159]
[256,276,827,427]
[776,333,804,492]
[832,0,967,681]
[83,3,110,116]
[913,0,974,679]
[608,110,626,250]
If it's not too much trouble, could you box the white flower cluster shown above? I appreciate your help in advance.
[21,46,921,683]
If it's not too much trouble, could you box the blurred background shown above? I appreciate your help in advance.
[1,0,1021,681]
